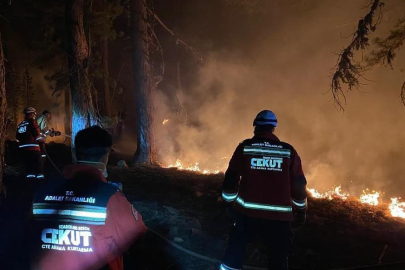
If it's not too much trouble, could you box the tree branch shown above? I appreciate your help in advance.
[145,6,202,61]
[330,0,384,111]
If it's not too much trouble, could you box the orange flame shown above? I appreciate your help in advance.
[162,119,169,125]
[389,198,405,218]
[360,190,380,206]
[167,159,220,174]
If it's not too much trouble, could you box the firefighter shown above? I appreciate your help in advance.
[36,110,61,172]
[16,107,45,180]
[36,110,52,134]
[28,126,146,270]
[219,110,307,270]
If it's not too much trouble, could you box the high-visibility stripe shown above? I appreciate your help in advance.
[292,198,307,208]
[26,174,36,178]
[236,197,292,212]
[36,175,45,179]
[41,155,46,157]
[19,144,39,148]
[222,192,238,202]
[243,146,291,157]
[33,203,106,211]
[219,264,241,270]
[33,208,106,219]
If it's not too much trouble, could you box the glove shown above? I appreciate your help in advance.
[294,211,306,225]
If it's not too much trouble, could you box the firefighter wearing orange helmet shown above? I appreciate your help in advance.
[219,110,307,270]
[16,107,46,180]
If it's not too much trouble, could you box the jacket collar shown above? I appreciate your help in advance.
[253,131,280,141]
[63,164,107,183]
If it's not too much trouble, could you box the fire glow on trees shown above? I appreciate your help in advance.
[165,160,405,219]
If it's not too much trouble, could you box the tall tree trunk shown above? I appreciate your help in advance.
[64,88,72,136]
[25,69,29,106]
[102,40,111,116]
[0,25,7,197]
[131,0,155,163]
[66,0,97,151]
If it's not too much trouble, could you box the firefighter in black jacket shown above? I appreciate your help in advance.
[16,107,46,180]
[219,110,307,270]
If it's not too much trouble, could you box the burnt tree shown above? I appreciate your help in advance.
[131,0,156,163]
[0,25,7,197]
[66,0,97,149]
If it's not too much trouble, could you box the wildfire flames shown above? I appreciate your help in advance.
[360,190,380,206]
[307,186,405,219]
[165,160,405,219]
[389,198,405,218]
[167,159,220,175]
[162,119,170,125]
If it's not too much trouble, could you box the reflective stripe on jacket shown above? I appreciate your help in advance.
[16,119,42,151]
[221,131,307,221]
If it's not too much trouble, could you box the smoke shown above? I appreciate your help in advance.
[154,0,405,197]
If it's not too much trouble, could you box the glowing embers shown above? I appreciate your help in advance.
[162,119,169,125]
[389,198,405,218]
[360,189,380,206]
[167,159,221,174]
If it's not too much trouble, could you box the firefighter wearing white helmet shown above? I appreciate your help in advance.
[16,107,46,180]
[219,110,307,270]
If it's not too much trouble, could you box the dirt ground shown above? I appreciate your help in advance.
[1,144,405,270]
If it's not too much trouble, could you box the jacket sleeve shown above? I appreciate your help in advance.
[221,143,243,203]
[105,192,146,259]
[38,117,47,133]
[290,148,308,212]
[31,120,42,141]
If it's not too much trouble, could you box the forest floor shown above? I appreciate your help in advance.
[1,143,405,270]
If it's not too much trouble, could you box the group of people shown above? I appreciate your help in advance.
[15,107,307,270]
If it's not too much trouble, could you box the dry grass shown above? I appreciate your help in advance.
[108,164,405,270]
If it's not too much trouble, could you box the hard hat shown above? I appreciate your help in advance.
[253,110,277,127]
[23,107,36,114]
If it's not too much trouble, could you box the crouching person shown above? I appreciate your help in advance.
[28,126,146,270]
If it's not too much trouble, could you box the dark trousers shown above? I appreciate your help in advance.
[21,150,42,179]
[221,213,293,270]
[39,143,46,178]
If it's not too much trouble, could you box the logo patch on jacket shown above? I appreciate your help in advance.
[251,157,283,171]
[40,225,94,253]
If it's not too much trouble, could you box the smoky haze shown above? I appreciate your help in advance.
[153,0,405,198]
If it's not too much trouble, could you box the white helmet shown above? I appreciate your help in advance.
[253,110,277,127]
[23,107,36,114]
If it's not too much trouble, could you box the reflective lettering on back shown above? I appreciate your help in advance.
[250,157,283,171]
[40,225,94,253]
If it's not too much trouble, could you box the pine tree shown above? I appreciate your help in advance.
[20,68,36,108]
[5,67,24,123]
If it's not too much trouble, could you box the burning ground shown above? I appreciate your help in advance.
[110,165,405,269]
